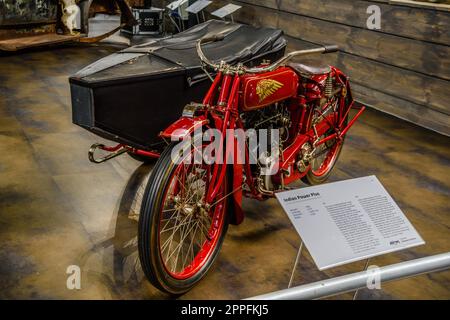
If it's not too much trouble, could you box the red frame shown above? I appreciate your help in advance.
[97,65,364,225]
[196,67,364,207]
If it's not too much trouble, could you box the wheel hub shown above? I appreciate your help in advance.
[181,204,195,216]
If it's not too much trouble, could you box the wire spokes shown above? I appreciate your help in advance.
[159,162,214,275]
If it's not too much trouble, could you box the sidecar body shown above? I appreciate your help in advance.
[70,20,287,150]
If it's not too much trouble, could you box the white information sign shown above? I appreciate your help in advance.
[276,176,425,270]
[186,0,212,14]
[211,4,242,18]
[167,0,189,11]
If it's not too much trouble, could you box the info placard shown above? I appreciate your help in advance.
[211,4,242,18]
[167,0,189,11]
[276,176,424,270]
[186,0,212,14]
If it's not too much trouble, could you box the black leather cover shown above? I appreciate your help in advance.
[70,20,287,150]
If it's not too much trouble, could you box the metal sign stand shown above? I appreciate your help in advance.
[248,252,450,300]
[287,238,386,298]
[288,238,376,299]
[186,0,212,24]
[288,244,386,300]
[167,0,189,32]
[352,258,370,300]
[288,241,304,288]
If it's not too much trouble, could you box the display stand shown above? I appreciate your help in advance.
[167,0,189,32]
[211,3,242,22]
[186,0,212,24]
[288,241,303,288]
[277,176,425,299]
[287,241,371,299]
[352,258,370,300]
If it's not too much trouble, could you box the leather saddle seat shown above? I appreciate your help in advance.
[288,61,331,76]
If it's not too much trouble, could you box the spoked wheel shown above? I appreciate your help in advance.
[138,142,229,294]
[302,121,347,186]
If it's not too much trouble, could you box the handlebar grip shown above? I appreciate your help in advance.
[200,34,225,44]
[323,45,339,53]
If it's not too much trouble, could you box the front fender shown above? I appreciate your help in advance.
[159,116,209,140]
[161,116,244,225]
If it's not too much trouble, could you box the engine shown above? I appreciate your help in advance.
[240,103,291,140]
[240,103,292,194]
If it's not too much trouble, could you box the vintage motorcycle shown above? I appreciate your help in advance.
[138,34,365,294]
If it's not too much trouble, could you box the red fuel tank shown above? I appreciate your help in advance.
[240,67,299,111]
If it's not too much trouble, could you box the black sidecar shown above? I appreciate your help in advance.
[70,20,287,151]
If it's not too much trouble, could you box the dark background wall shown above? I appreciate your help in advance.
[209,0,450,136]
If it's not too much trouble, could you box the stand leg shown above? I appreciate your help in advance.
[169,14,180,33]
[288,241,303,288]
[353,258,370,300]
[202,11,206,22]
[180,17,185,31]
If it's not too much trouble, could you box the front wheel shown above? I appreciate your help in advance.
[138,142,229,294]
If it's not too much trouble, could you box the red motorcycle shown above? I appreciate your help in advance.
[138,34,365,294]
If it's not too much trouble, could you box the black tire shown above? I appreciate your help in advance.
[138,142,229,295]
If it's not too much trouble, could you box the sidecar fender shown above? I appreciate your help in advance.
[159,116,209,140]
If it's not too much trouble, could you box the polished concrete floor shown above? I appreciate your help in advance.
[0,44,449,299]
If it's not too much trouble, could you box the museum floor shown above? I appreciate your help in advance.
[0,44,449,300]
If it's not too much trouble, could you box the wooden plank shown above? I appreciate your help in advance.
[226,1,450,80]
[279,11,450,81]
[284,38,450,134]
[0,23,56,41]
[211,0,450,134]
[287,38,450,116]
[210,0,279,29]
[286,40,450,135]
[0,34,81,51]
[352,83,450,136]
[236,0,278,9]
[234,0,450,45]
[390,0,450,12]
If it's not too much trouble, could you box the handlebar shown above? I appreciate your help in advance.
[196,35,339,74]
[196,34,226,70]
[323,45,339,53]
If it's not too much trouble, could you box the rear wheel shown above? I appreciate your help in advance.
[138,141,229,294]
[302,130,344,185]
[302,101,348,185]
